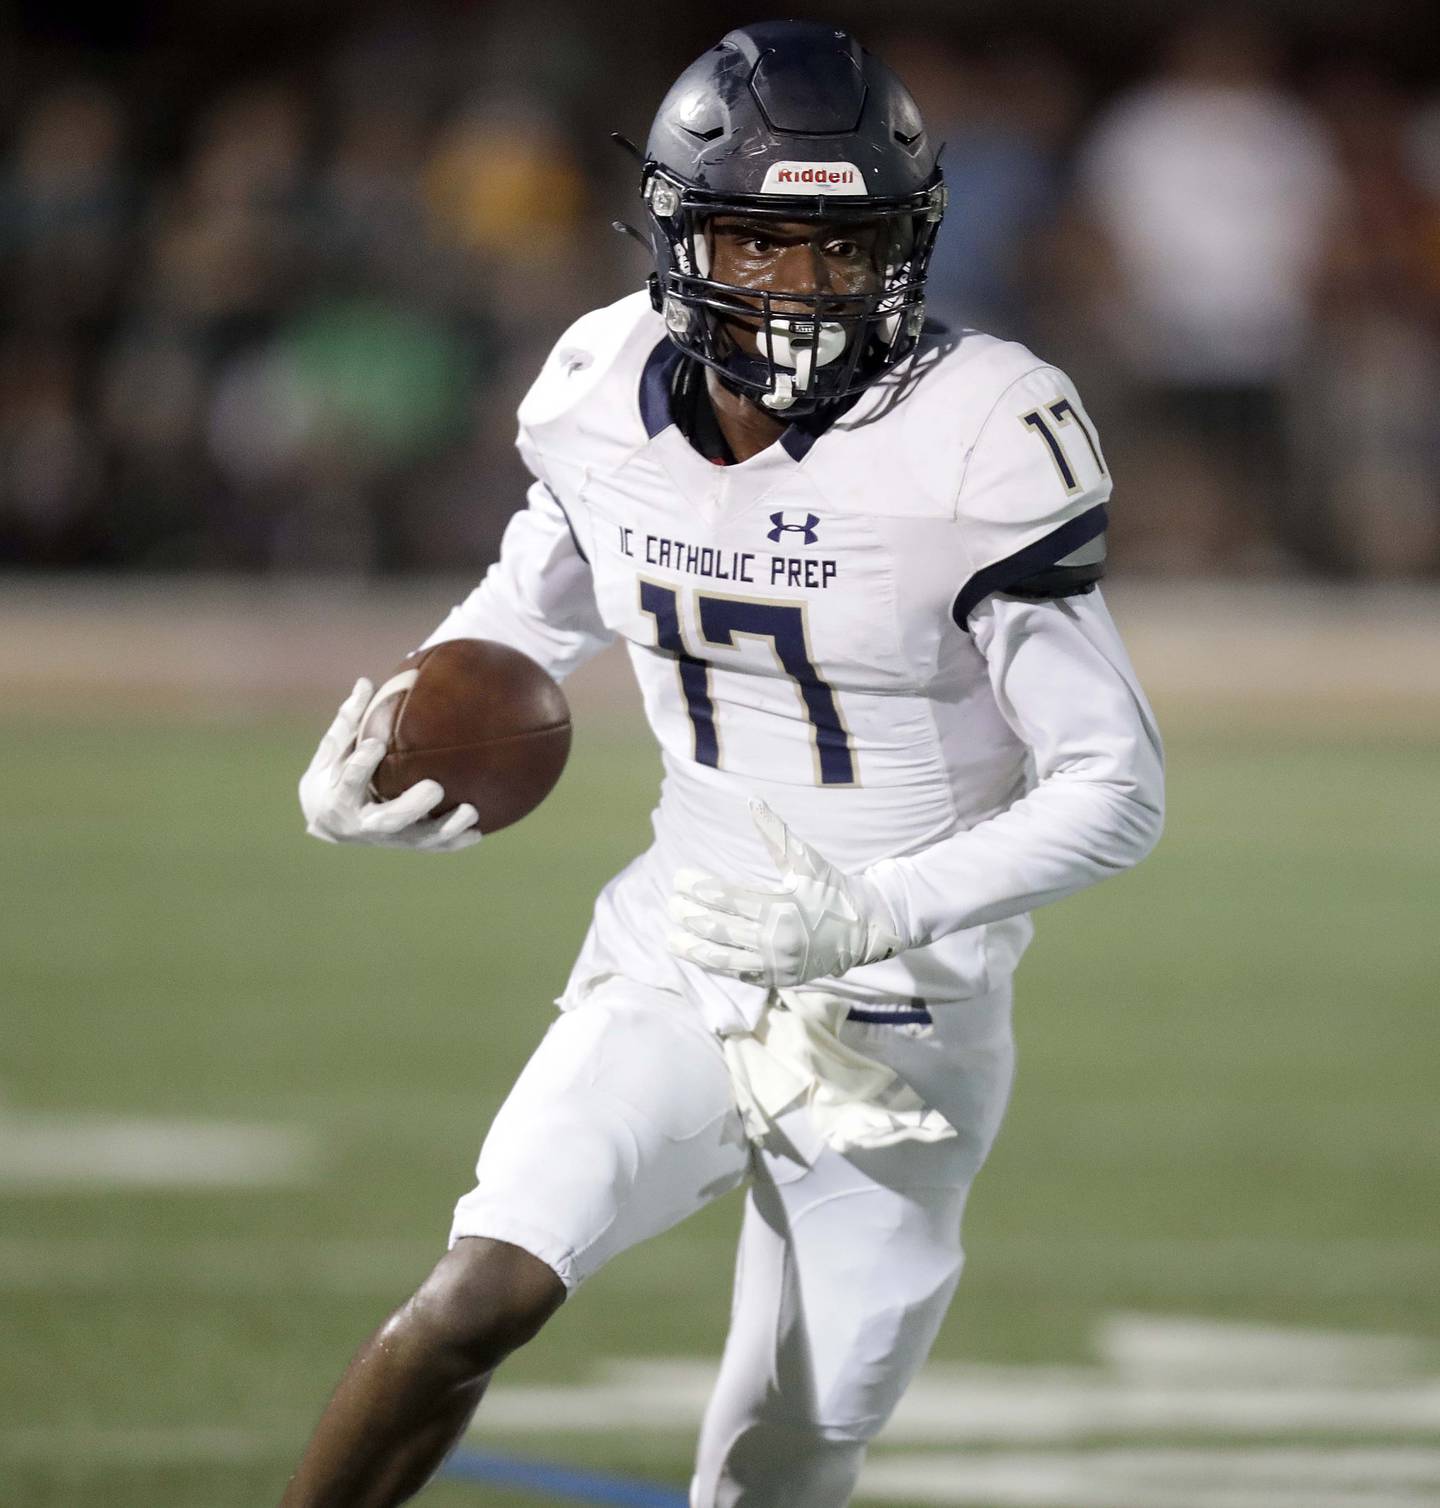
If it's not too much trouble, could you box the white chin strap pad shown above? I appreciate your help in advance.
[756,319,846,406]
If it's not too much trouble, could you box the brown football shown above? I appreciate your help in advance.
[359,639,571,833]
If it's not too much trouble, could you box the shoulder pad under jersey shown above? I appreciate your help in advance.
[516,290,662,483]
[820,330,1075,522]
[949,360,1110,627]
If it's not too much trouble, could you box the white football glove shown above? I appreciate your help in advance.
[298,677,482,853]
[666,799,902,989]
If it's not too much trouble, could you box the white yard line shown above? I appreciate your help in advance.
[0,1236,435,1292]
[857,1448,1440,1508]
[0,1426,295,1463]
[0,1114,320,1190]
[475,1358,1440,1441]
[5,1311,1438,1506]
[474,1316,1440,1443]
[879,1374,1440,1443]
[2,1234,1428,1289]
[1098,1312,1432,1382]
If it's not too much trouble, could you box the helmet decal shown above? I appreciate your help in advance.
[758,162,866,196]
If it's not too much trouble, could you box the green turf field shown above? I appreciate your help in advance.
[2,709,1437,1507]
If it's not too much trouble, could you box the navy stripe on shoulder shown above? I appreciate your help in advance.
[541,483,589,565]
[639,338,680,438]
[951,503,1108,630]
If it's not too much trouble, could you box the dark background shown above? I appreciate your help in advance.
[3,0,1439,577]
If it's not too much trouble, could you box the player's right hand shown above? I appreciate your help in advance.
[298,678,483,853]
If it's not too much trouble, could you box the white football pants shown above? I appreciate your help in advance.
[450,976,1015,1507]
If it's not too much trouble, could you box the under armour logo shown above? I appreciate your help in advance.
[767,511,820,546]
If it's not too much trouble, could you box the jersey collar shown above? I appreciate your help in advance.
[638,340,860,464]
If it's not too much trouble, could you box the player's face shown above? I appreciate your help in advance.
[706,215,887,356]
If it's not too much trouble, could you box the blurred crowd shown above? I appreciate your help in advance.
[2,6,1439,578]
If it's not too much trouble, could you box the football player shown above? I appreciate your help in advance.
[284,21,1164,1508]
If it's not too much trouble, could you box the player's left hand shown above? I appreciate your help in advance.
[666,799,903,989]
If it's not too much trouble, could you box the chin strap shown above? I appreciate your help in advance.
[762,371,797,411]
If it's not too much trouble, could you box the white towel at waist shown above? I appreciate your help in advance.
[720,989,956,1156]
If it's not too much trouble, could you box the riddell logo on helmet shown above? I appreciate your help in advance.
[759,161,866,196]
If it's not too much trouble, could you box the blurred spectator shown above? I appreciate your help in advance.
[422,94,586,318]
[1074,12,1339,572]
[1298,66,1440,576]
[96,335,211,565]
[887,36,1082,342]
[419,90,591,553]
[205,298,477,570]
[130,82,313,355]
[0,6,1435,581]
[310,102,437,302]
[0,82,133,342]
[0,336,104,563]
[1407,95,1440,206]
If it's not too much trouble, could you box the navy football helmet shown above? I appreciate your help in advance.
[638,21,946,414]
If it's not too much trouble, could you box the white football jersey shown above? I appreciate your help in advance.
[425,291,1162,1033]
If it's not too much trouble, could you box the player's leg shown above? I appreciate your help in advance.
[279,1235,563,1508]
[447,978,750,1285]
[689,1144,970,1508]
[691,986,1015,1508]
[281,981,749,1508]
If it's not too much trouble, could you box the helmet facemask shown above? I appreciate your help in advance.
[644,167,946,416]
